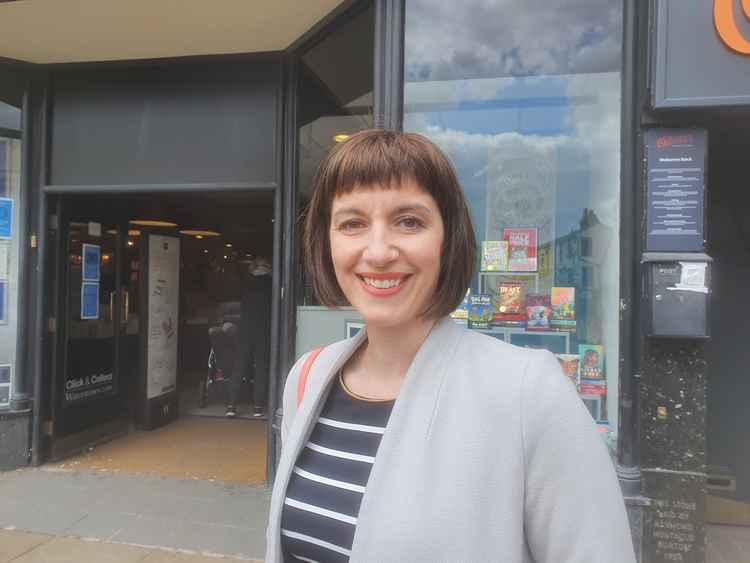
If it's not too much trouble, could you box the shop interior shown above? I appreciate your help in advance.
[47,191,274,484]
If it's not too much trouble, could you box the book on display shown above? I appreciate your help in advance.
[492,282,525,325]
[450,289,471,321]
[525,293,551,331]
[480,241,509,272]
[468,294,493,330]
[579,344,605,381]
[503,228,538,272]
[550,287,576,331]
[555,354,580,387]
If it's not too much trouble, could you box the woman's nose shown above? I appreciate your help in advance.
[362,226,398,265]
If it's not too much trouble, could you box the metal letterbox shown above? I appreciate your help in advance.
[643,253,711,339]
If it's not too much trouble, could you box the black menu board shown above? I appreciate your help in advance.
[646,129,707,252]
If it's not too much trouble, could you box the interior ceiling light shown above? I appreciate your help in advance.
[225,243,232,248]
[195,235,203,239]
[179,229,221,237]
[128,229,141,236]
[333,134,350,143]
[129,219,178,228]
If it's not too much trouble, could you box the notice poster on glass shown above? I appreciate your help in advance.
[0,242,9,280]
[0,364,10,407]
[0,198,12,240]
[80,282,99,320]
[0,280,7,324]
[146,235,180,400]
[82,243,101,281]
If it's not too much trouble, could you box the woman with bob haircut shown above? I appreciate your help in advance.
[266,129,635,563]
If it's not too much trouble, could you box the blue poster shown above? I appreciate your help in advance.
[82,244,101,281]
[81,282,99,320]
[0,198,12,240]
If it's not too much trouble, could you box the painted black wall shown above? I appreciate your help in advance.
[49,56,281,187]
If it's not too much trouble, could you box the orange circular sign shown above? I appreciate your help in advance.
[715,0,750,54]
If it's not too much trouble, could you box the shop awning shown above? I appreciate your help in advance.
[0,0,346,64]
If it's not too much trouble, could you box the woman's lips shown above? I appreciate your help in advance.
[357,273,411,297]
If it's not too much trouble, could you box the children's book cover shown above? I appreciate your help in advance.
[468,294,493,330]
[556,354,580,387]
[480,240,508,272]
[503,228,538,272]
[492,282,525,325]
[525,293,551,331]
[579,344,605,380]
[550,287,576,331]
[450,289,471,321]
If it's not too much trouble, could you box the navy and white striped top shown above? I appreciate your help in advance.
[281,372,395,563]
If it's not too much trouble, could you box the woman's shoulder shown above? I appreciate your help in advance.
[455,324,555,367]
[450,322,569,398]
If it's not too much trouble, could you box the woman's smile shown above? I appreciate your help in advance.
[357,272,413,296]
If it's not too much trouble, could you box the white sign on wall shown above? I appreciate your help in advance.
[146,235,180,400]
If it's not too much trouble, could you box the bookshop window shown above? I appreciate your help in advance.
[0,79,23,408]
[295,3,373,357]
[404,0,623,441]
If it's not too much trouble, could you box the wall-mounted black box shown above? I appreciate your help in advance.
[643,253,712,339]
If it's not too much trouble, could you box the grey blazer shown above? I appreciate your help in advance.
[266,317,635,563]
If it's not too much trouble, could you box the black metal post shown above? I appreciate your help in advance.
[374,0,405,131]
[30,77,50,466]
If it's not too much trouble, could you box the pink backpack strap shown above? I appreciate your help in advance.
[296,347,324,407]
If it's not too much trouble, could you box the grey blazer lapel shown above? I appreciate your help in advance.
[350,317,466,560]
[266,327,369,562]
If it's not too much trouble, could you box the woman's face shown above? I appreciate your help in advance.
[329,179,445,329]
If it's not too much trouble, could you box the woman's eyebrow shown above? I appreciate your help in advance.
[392,203,433,216]
[331,206,364,221]
[332,203,433,221]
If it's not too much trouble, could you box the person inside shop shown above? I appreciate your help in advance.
[235,255,272,419]
[265,129,635,563]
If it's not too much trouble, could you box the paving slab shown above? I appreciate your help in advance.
[11,536,149,563]
[0,530,52,563]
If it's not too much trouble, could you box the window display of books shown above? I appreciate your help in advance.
[461,232,608,422]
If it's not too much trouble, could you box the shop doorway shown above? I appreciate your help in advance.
[705,118,750,531]
[46,191,275,483]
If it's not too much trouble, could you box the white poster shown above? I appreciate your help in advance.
[147,235,180,400]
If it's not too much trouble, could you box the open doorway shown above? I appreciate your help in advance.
[46,190,275,484]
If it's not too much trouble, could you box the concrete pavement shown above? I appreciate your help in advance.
[0,468,271,561]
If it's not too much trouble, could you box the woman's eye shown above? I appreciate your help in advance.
[397,216,423,230]
[339,220,365,231]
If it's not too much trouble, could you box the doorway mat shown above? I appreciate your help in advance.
[49,415,267,485]
[708,494,750,527]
